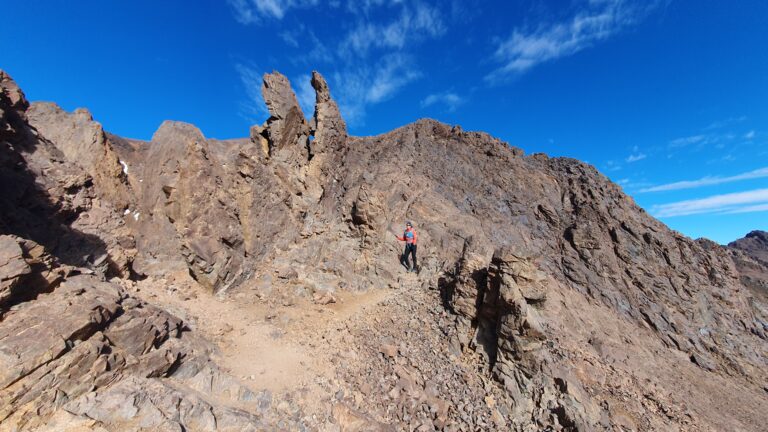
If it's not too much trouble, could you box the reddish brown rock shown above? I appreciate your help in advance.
[134,121,247,292]
[27,103,132,210]
[259,71,310,164]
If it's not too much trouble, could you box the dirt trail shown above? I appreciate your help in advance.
[131,272,398,399]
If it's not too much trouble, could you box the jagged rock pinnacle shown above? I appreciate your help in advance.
[310,70,347,155]
[257,71,310,162]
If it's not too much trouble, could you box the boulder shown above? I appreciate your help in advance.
[0,235,60,308]
[0,236,30,306]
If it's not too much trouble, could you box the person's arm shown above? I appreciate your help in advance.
[395,233,405,241]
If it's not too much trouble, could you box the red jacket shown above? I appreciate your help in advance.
[397,227,418,245]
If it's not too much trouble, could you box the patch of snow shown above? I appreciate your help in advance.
[124,209,130,215]
[133,211,140,221]
[119,160,129,175]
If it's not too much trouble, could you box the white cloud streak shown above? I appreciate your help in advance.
[279,30,300,47]
[294,73,315,120]
[227,0,319,22]
[641,167,768,193]
[487,0,657,81]
[228,1,445,125]
[652,188,768,218]
[340,2,444,57]
[669,134,707,148]
[347,0,403,14]
[421,92,464,111]
[722,203,768,214]
[235,63,270,123]
[703,116,746,131]
[333,54,421,124]
[626,153,646,162]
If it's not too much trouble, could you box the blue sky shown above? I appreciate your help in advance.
[2,0,767,244]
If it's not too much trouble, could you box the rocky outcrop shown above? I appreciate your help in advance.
[0,252,268,431]
[60,376,264,432]
[0,70,26,126]
[0,235,59,308]
[134,121,247,292]
[255,71,310,164]
[309,70,347,157]
[728,230,768,303]
[27,102,131,210]
[443,246,601,429]
[0,70,132,275]
[0,236,33,306]
[730,230,768,265]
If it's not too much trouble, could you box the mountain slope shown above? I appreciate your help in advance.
[1,68,767,431]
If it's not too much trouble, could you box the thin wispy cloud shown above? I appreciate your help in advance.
[652,188,768,217]
[723,203,768,214]
[604,160,622,172]
[227,0,319,22]
[235,63,270,123]
[305,30,334,64]
[667,126,762,160]
[486,0,659,81]
[616,179,653,190]
[279,30,300,48]
[229,1,446,126]
[669,134,707,148]
[668,117,752,153]
[347,0,404,14]
[703,116,746,131]
[421,92,464,111]
[334,54,421,124]
[641,167,768,192]
[626,146,646,162]
[340,2,445,57]
[331,3,444,124]
[294,73,315,119]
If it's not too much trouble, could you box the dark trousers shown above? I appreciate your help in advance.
[402,244,417,269]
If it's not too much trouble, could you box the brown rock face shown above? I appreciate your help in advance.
[1,67,767,431]
[728,230,768,302]
[0,235,59,308]
[0,236,31,306]
[0,71,133,275]
[27,103,132,210]
[133,121,247,292]
[258,71,311,163]
[730,230,768,265]
[310,70,347,157]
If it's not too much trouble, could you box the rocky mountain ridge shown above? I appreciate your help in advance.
[1,68,767,431]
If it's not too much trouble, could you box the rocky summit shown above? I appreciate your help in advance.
[1,68,766,432]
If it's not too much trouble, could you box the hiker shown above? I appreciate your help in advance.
[395,221,418,272]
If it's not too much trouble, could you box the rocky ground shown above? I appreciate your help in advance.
[1,67,767,431]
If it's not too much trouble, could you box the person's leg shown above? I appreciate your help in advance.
[412,244,417,270]
[402,244,411,269]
